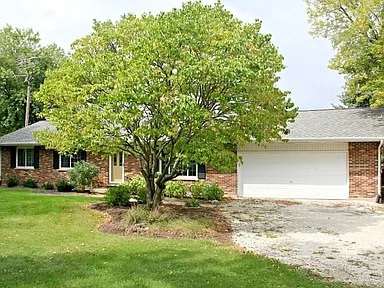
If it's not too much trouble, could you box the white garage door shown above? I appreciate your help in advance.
[238,144,348,200]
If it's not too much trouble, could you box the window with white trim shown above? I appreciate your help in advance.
[16,148,34,168]
[60,153,81,169]
[158,161,198,180]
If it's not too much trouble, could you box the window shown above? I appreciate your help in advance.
[60,153,81,169]
[158,161,198,180]
[17,148,34,168]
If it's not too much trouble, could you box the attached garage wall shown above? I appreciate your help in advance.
[238,142,349,200]
[349,142,379,198]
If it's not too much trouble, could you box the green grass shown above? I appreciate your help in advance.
[0,188,351,288]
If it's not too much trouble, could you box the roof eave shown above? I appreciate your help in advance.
[284,137,384,142]
[0,142,39,146]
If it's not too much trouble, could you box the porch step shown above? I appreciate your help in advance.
[91,188,108,194]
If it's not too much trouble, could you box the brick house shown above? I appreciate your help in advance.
[0,108,383,200]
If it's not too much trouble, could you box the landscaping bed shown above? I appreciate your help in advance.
[90,199,231,242]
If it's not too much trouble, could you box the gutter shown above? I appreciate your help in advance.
[376,140,384,204]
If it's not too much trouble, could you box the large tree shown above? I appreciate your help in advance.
[0,25,65,135]
[36,1,296,209]
[306,0,384,107]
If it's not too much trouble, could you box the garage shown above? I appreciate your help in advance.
[238,142,349,200]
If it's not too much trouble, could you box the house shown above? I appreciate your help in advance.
[1,108,383,200]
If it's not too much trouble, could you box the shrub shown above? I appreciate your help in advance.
[185,198,200,207]
[6,175,19,187]
[41,182,54,190]
[104,184,132,206]
[67,161,99,192]
[164,181,186,199]
[23,179,38,188]
[124,206,170,225]
[56,179,75,192]
[189,182,224,201]
[128,176,147,204]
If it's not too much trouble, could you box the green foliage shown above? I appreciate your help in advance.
[22,179,38,188]
[67,161,99,192]
[164,181,186,199]
[185,198,201,207]
[124,206,170,226]
[0,25,66,135]
[189,182,224,200]
[306,0,384,107]
[40,182,54,190]
[35,2,296,209]
[6,175,19,187]
[128,176,147,204]
[55,179,74,192]
[104,184,132,206]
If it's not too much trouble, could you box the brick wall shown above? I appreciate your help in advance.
[1,147,68,186]
[206,166,237,198]
[1,148,236,194]
[349,142,379,198]
[0,147,109,187]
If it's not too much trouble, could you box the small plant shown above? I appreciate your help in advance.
[128,176,147,204]
[124,206,170,226]
[40,182,54,190]
[104,184,132,206]
[67,161,99,192]
[189,182,224,201]
[164,181,186,199]
[23,179,38,188]
[6,175,19,187]
[55,179,75,192]
[185,198,200,207]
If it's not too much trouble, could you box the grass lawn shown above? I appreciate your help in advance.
[0,189,351,288]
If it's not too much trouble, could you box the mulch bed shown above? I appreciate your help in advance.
[89,200,232,242]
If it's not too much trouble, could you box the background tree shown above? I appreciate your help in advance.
[306,0,384,107]
[36,1,297,209]
[0,25,65,135]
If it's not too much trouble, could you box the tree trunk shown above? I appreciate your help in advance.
[145,175,165,210]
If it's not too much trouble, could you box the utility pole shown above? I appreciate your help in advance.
[25,74,31,127]
[17,57,38,127]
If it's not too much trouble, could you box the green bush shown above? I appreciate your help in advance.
[67,161,99,192]
[189,182,224,201]
[185,198,200,207]
[56,179,75,192]
[23,179,38,188]
[128,176,147,204]
[41,182,54,190]
[6,175,19,187]
[104,184,132,206]
[164,181,186,199]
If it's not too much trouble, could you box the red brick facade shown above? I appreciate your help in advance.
[348,142,380,198]
[1,143,380,198]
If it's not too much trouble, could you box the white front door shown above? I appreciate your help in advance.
[110,152,124,183]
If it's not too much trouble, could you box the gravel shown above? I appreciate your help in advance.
[221,199,384,287]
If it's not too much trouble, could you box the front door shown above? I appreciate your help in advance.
[110,152,124,183]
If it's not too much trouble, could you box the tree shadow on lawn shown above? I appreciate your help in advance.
[0,247,348,288]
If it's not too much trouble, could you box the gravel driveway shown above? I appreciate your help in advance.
[221,199,384,287]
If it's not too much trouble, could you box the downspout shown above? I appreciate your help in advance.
[376,140,384,204]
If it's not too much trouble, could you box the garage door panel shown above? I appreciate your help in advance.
[239,150,348,200]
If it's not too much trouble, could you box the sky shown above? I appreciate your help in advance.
[0,0,345,109]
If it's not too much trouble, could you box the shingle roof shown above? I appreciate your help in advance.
[285,108,384,141]
[0,121,55,145]
[1,108,384,145]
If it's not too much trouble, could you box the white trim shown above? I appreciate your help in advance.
[285,138,384,142]
[15,147,34,169]
[159,161,198,181]
[59,154,79,170]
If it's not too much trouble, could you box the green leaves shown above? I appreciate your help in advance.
[36,1,296,206]
[0,25,66,135]
[306,0,384,107]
